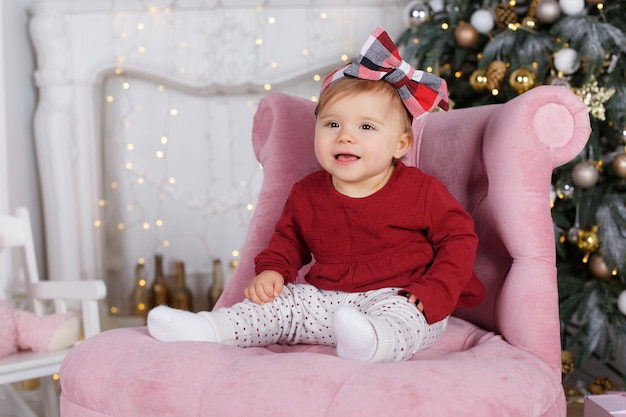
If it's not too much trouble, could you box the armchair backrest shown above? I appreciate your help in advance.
[217,86,590,374]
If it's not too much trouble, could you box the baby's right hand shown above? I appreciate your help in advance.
[244,270,285,305]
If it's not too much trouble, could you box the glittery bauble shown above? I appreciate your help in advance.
[589,254,611,279]
[577,226,600,253]
[612,153,626,178]
[470,9,495,34]
[469,69,488,93]
[554,48,580,75]
[618,290,626,315]
[571,161,599,188]
[454,23,479,48]
[559,0,585,15]
[508,68,536,94]
[403,1,430,28]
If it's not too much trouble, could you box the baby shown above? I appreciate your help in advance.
[148,27,485,363]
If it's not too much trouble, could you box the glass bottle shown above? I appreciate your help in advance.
[171,261,193,311]
[130,261,152,320]
[151,253,169,307]
[208,258,224,311]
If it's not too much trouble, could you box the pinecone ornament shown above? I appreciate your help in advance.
[588,376,613,395]
[561,350,575,374]
[486,60,507,91]
[495,2,518,28]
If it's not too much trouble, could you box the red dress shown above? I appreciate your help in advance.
[254,162,486,323]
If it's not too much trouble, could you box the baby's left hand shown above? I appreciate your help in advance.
[405,293,424,313]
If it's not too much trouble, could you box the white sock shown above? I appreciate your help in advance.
[333,306,377,361]
[147,305,216,342]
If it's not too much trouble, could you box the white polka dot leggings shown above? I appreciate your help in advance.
[199,283,448,362]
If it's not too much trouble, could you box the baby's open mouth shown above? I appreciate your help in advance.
[335,154,360,162]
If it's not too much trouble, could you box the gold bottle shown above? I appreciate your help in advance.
[151,254,169,307]
[130,261,152,320]
[171,261,193,311]
[208,259,224,311]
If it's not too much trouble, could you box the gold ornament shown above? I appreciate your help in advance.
[588,376,613,395]
[577,225,600,253]
[469,69,488,93]
[589,253,611,279]
[561,350,575,374]
[573,76,615,121]
[454,23,479,48]
[521,16,538,29]
[509,68,536,94]
[494,2,518,28]
[612,153,626,178]
[486,60,507,91]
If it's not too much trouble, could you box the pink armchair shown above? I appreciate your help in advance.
[59,85,589,417]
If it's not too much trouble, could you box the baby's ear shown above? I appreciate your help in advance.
[394,132,412,159]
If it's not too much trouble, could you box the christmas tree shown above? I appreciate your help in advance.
[396,0,626,386]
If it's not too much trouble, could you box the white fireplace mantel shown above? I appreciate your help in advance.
[28,0,405,301]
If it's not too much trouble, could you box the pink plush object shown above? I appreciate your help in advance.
[60,85,590,417]
[0,300,80,357]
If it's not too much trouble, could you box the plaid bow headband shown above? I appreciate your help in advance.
[320,27,449,119]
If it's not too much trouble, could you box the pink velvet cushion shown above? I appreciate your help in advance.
[61,318,560,416]
[60,86,590,417]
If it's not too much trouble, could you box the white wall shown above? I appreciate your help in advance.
[1,0,44,293]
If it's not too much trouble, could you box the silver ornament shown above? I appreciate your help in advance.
[536,0,561,24]
[571,161,599,188]
[403,1,430,28]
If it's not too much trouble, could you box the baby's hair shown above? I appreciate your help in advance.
[315,76,414,160]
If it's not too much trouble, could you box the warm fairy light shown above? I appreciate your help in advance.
[156,219,164,227]
[137,177,144,184]
[118,223,125,230]
[169,109,178,116]
[143,222,150,230]
[313,74,321,81]
[179,41,187,48]
[53,373,60,381]
[264,84,272,91]
[111,182,118,189]
[246,203,254,211]
[168,177,176,184]
[232,250,240,257]
[161,135,168,144]
[94,220,102,227]
[267,17,276,23]
[156,150,164,158]
[441,23,449,30]
[341,54,349,61]
[256,6,263,12]
[110,306,119,314]
[106,95,114,103]
[256,38,264,45]
[157,84,165,91]
[271,62,278,68]
[122,82,129,90]
[162,240,170,247]
[302,49,310,56]
[311,96,318,102]
[125,162,133,170]
[98,199,106,207]
[454,71,462,78]
[137,23,144,30]
[138,46,146,53]
[126,144,134,150]
[491,89,499,96]
[320,12,328,19]
[426,67,433,72]
[115,68,123,75]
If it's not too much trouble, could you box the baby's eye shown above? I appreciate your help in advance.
[326,121,340,128]
[360,124,374,130]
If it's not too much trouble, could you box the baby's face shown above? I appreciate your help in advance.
[314,89,410,196]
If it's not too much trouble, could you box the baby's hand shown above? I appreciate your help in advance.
[244,270,284,305]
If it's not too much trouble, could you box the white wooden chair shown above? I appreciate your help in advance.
[0,207,106,417]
